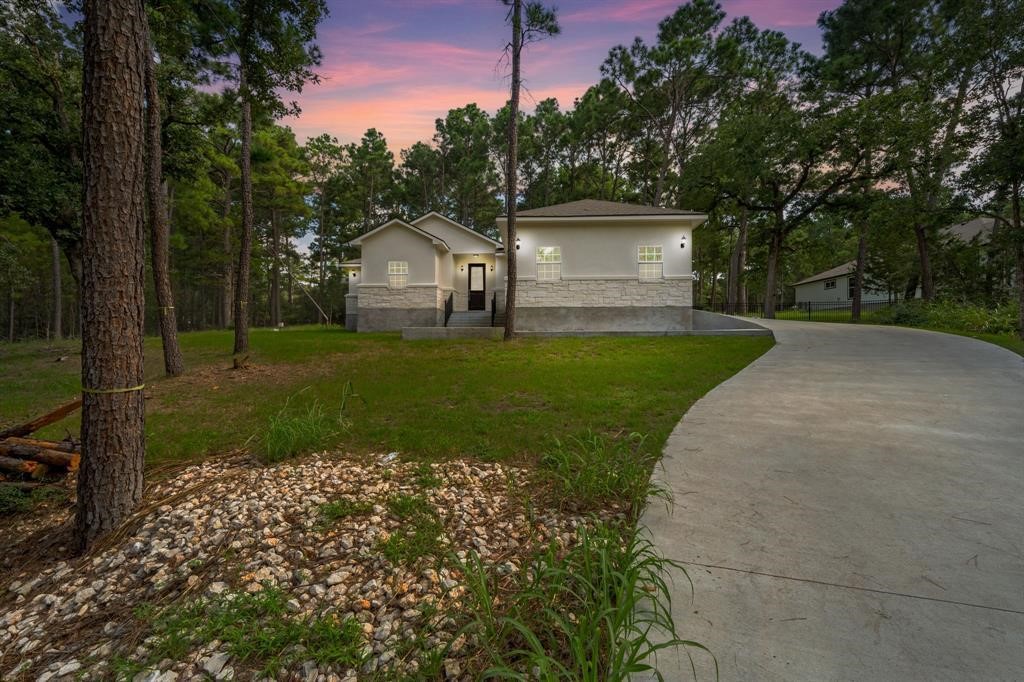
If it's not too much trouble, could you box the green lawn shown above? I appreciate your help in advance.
[0,327,773,466]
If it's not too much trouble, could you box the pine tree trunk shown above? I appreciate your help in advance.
[317,196,327,323]
[234,74,254,356]
[221,175,233,328]
[726,207,748,314]
[851,225,867,321]
[76,0,147,551]
[51,237,62,339]
[144,43,184,376]
[503,0,522,341]
[270,209,281,327]
[763,222,784,319]
[913,222,934,300]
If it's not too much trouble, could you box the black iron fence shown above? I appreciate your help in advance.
[702,299,894,322]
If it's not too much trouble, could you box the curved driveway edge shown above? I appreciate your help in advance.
[641,321,1024,681]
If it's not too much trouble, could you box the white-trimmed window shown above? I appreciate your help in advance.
[536,246,561,281]
[847,276,856,299]
[387,261,408,289]
[824,278,837,290]
[638,245,663,280]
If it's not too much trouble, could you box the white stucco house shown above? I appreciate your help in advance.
[342,199,766,336]
[792,261,895,306]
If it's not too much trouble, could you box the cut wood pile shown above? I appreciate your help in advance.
[0,399,81,483]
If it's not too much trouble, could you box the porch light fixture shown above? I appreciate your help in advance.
[515,237,521,250]
[680,235,687,249]
[460,265,465,272]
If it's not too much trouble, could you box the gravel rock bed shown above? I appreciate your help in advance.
[1,454,618,681]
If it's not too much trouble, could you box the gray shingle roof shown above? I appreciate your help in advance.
[943,217,995,243]
[792,260,856,287]
[513,199,703,218]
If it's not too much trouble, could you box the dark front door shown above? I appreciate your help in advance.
[468,263,485,311]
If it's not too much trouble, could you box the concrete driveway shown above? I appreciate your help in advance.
[642,321,1024,681]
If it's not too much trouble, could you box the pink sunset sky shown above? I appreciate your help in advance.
[285,0,842,153]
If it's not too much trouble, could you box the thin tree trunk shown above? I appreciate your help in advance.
[913,222,935,300]
[317,192,327,323]
[234,73,253,357]
[851,224,867,321]
[726,207,748,314]
[76,0,147,551]
[503,0,522,341]
[51,238,62,339]
[1013,191,1023,341]
[763,223,784,319]
[221,175,233,328]
[270,209,281,327]
[144,43,184,376]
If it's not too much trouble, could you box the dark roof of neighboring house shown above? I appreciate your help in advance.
[943,217,995,243]
[792,260,856,287]
[511,199,704,218]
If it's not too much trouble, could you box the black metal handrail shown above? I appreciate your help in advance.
[491,292,497,327]
[444,292,454,326]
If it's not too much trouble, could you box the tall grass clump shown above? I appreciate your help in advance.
[259,383,362,463]
[458,522,713,681]
[540,432,664,514]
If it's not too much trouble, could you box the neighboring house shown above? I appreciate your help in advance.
[343,199,743,335]
[792,261,894,306]
[943,216,995,244]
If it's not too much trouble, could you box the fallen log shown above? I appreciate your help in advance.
[0,481,43,491]
[2,437,79,454]
[0,443,80,471]
[0,456,49,479]
[0,397,82,440]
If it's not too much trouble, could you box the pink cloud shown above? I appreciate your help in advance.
[562,0,681,24]
[724,0,835,27]
[284,82,592,152]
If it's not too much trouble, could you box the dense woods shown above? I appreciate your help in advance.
[1,0,1022,341]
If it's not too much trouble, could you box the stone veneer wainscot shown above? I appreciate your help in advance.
[516,278,693,307]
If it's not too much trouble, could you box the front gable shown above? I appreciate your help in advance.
[411,212,501,253]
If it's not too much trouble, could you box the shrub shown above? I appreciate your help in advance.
[540,432,663,514]
[458,521,713,681]
[0,486,31,514]
[874,300,1020,335]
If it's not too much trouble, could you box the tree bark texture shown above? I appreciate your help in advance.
[51,238,62,339]
[77,0,147,551]
[144,44,184,376]
[503,0,522,341]
[234,76,254,355]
